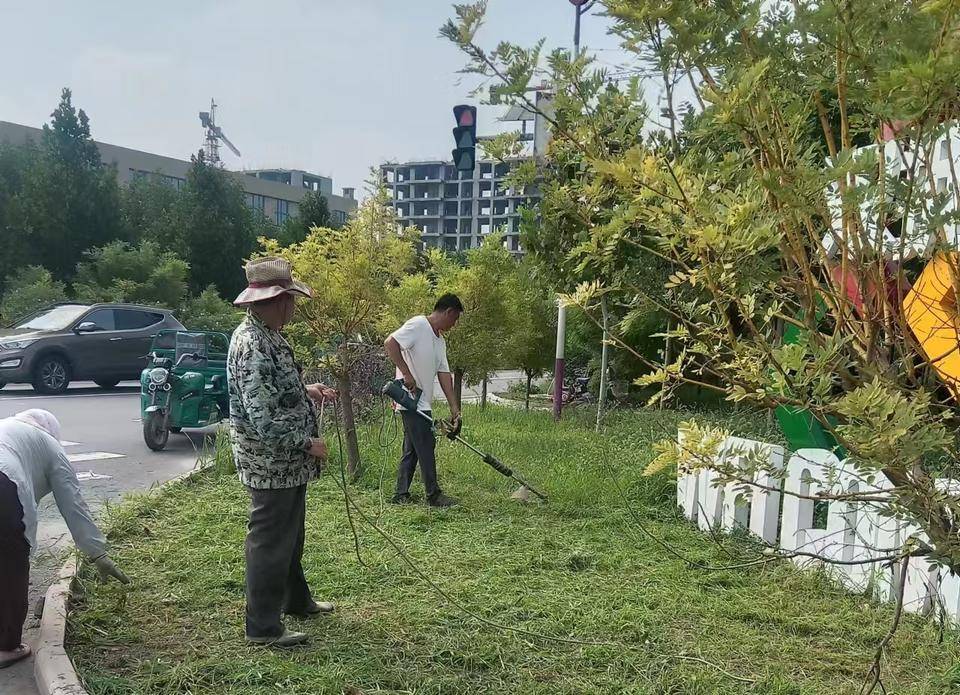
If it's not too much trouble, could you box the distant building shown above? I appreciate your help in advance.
[0,121,357,227]
[380,158,540,254]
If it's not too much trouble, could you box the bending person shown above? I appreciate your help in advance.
[0,409,128,669]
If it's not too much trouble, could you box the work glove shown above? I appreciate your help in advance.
[92,554,130,584]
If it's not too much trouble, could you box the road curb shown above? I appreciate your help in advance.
[32,463,213,695]
[487,392,550,411]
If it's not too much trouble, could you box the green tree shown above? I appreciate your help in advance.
[120,174,185,247]
[278,190,332,246]
[381,273,436,337]
[179,286,243,333]
[0,266,68,325]
[503,258,555,410]
[73,240,189,308]
[17,88,122,280]
[439,232,514,408]
[0,142,36,291]
[262,182,420,477]
[444,0,960,587]
[177,152,257,298]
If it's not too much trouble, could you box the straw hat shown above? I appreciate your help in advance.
[233,257,313,306]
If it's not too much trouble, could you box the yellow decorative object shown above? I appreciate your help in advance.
[904,253,960,397]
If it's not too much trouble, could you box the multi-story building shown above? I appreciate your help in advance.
[0,120,358,226]
[380,158,539,253]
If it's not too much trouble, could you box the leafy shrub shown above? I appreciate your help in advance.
[74,241,188,308]
[178,286,243,333]
[0,266,68,325]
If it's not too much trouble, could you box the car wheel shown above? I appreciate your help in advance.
[0,382,5,390]
[143,412,169,451]
[33,356,71,395]
[94,379,120,389]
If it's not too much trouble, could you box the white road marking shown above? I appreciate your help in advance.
[66,452,125,463]
[0,393,138,403]
[60,440,80,447]
[76,471,112,481]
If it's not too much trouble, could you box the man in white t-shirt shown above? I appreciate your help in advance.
[383,293,463,507]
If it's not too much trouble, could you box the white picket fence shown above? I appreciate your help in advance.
[677,431,960,622]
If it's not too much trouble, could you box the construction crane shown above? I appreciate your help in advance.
[198,98,241,167]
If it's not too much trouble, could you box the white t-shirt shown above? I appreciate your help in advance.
[390,315,450,411]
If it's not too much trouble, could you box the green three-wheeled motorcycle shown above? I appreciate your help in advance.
[140,330,229,451]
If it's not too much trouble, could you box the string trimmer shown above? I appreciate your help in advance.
[381,379,548,502]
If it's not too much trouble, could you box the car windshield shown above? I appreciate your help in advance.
[14,305,90,331]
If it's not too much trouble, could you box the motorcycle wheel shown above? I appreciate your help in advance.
[143,412,169,451]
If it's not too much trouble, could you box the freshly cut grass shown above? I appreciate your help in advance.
[68,406,960,694]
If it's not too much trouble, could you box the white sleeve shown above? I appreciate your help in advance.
[49,448,108,559]
[390,317,421,351]
[437,339,450,374]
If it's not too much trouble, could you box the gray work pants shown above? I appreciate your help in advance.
[395,409,441,500]
[244,484,313,638]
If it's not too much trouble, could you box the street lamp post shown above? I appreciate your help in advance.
[553,0,594,421]
[569,0,595,58]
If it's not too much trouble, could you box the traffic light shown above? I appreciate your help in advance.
[452,104,477,172]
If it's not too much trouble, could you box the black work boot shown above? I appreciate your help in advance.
[427,492,459,508]
[390,493,414,505]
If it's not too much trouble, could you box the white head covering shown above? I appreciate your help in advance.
[13,409,62,442]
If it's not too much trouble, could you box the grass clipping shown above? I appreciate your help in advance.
[68,407,960,694]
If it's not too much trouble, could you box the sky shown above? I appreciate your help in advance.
[0,0,634,196]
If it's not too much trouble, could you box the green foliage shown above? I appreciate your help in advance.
[439,233,514,386]
[503,257,555,381]
[381,273,436,337]
[176,153,257,298]
[278,190,332,246]
[263,182,420,361]
[178,286,243,333]
[444,0,960,569]
[120,174,184,247]
[73,241,189,308]
[0,142,36,290]
[0,266,68,325]
[6,89,122,281]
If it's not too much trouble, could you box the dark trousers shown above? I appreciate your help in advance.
[0,471,29,651]
[395,409,441,500]
[244,484,313,638]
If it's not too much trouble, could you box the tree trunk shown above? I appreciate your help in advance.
[336,369,362,480]
[596,295,610,432]
[481,376,488,409]
[454,368,464,407]
[525,371,532,411]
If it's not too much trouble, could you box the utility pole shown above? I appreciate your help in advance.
[554,0,595,421]
[553,300,566,420]
[570,0,595,58]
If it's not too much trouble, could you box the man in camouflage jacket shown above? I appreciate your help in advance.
[228,257,336,648]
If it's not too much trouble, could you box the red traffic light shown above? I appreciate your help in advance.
[453,104,476,127]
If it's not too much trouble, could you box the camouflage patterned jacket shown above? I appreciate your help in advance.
[227,312,318,489]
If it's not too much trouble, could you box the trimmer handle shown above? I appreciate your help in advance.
[482,453,513,477]
[396,378,422,402]
[382,379,422,411]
